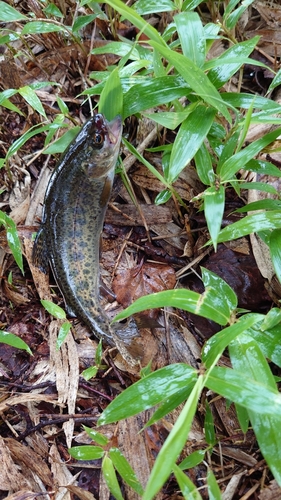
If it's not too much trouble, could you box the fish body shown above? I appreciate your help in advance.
[33,114,122,345]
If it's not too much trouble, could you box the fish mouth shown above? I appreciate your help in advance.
[107,115,123,145]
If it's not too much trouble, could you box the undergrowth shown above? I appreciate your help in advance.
[1,0,281,498]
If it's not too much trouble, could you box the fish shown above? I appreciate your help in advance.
[33,113,141,362]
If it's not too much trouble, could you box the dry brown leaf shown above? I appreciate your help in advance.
[4,491,41,500]
[113,261,175,315]
[49,321,79,447]
[5,438,53,487]
[49,443,77,499]
[0,436,31,491]
[0,393,57,413]
[66,485,97,500]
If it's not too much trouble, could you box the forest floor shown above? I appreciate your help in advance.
[1,1,281,499]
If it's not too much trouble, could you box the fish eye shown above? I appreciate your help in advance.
[94,133,104,145]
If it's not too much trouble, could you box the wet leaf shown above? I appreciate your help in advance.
[212,211,281,245]
[168,104,216,183]
[269,229,281,284]
[41,300,66,319]
[123,76,191,119]
[220,127,281,181]
[179,449,206,470]
[56,321,71,350]
[102,455,123,500]
[69,445,104,460]
[261,308,281,331]
[83,426,109,446]
[207,468,222,499]
[206,367,281,417]
[175,12,205,67]
[207,37,259,88]
[204,401,216,446]
[0,1,27,21]
[148,41,231,123]
[194,143,215,185]
[18,86,47,118]
[109,448,144,495]
[99,67,123,120]
[0,331,32,355]
[82,365,98,380]
[202,314,264,368]
[143,109,192,130]
[21,21,68,35]
[134,0,175,14]
[229,335,281,484]
[204,185,225,251]
[173,464,203,499]
[4,214,24,273]
[44,127,80,154]
[98,364,197,425]
[142,376,204,500]
[72,14,96,33]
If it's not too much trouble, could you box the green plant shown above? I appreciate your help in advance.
[2,0,281,497]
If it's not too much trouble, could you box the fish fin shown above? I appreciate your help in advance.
[32,226,49,274]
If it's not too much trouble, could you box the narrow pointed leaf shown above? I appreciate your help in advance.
[98,364,197,425]
[99,67,123,120]
[269,229,281,284]
[142,376,204,500]
[149,41,232,122]
[173,464,203,499]
[41,300,66,319]
[109,448,144,495]
[0,331,32,355]
[168,105,216,183]
[0,1,27,21]
[175,12,205,67]
[69,445,104,460]
[204,185,225,251]
[102,455,123,500]
[207,469,222,500]
[213,211,281,244]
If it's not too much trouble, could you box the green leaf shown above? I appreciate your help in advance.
[194,143,215,185]
[134,0,175,14]
[173,464,203,499]
[154,189,172,205]
[148,41,232,123]
[269,229,281,284]
[145,387,194,428]
[21,21,68,35]
[18,86,46,118]
[83,426,109,446]
[179,449,206,470]
[204,401,216,446]
[103,0,166,46]
[229,334,281,484]
[204,185,225,251]
[69,445,104,460]
[235,404,249,434]
[261,308,281,331]
[224,0,255,30]
[5,124,50,162]
[202,313,264,368]
[3,214,24,273]
[99,67,123,120]
[0,331,32,355]
[109,448,144,495]
[72,14,96,33]
[102,455,123,500]
[142,376,204,500]
[207,37,259,88]
[82,365,98,380]
[123,76,191,119]
[44,127,80,154]
[43,3,63,17]
[175,12,205,67]
[213,211,281,245]
[98,364,197,425]
[41,300,66,319]
[239,182,278,195]
[220,127,281,181]
[56,321,71,350]
[143,109,192,130]
[268,68,281,93]
[236,199,281,213]
[205,366,281,417]
[168,104,216,183]
[207,469,222,500]
[0,1,27,21]
[249,324,281,368]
